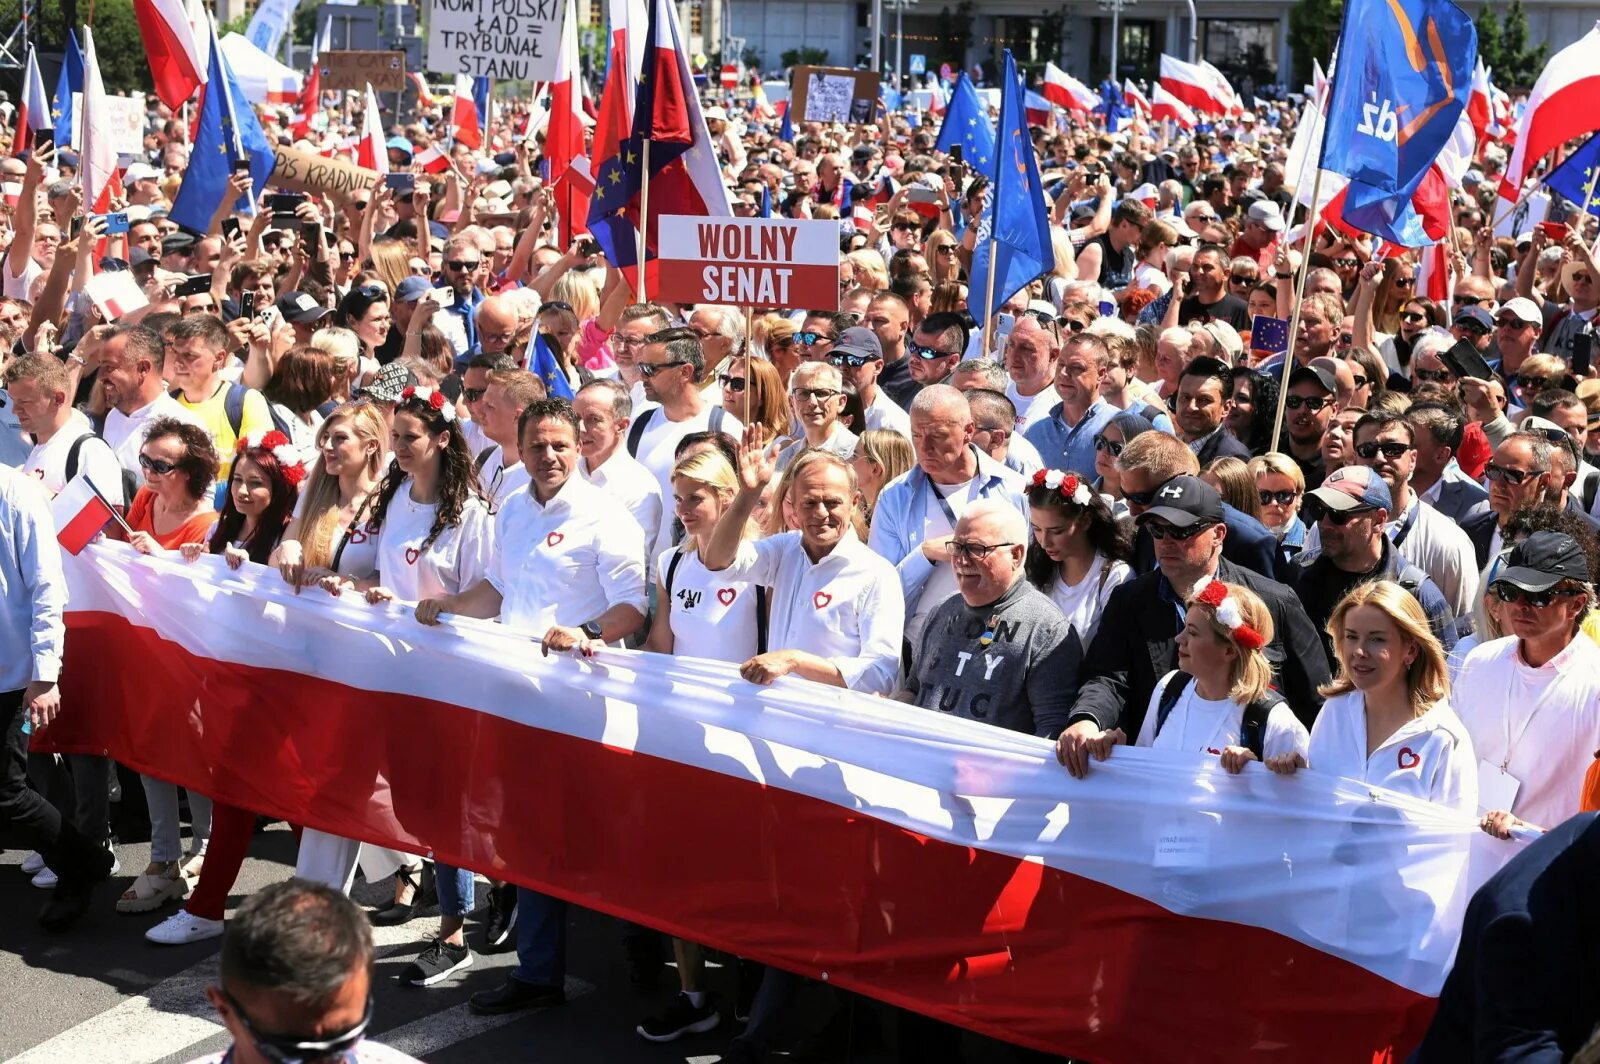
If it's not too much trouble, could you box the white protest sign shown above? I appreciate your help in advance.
[72,93,146,156]
[426,0,563,81]
[656,217,840,310]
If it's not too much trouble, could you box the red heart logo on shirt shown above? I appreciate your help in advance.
[404,546,421,565]
[546,531,565,548]
[717,588,737,606]
[1397,747,1421,770]
[813,591,832,610]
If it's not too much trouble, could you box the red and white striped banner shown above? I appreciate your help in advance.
[44,545,1480,1061]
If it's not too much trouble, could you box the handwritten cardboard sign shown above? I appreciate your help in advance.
[426,0,562,81]
[268,146,380,203]
[320,51,408,93]
[789,66,881,126]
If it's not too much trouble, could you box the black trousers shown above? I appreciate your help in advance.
[1,688,99,882]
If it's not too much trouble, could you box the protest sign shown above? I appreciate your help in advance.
[268,145,379,203]
[71,93,145,156]
[789,65,881,125]
[656,217,840,309]
[425,0,563,81]
[320,51,408,92]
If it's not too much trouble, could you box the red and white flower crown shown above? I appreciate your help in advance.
[401,385,455,422]
[237,430,309,488]
[1192,578,1267,651]
[1030,468,1093,507]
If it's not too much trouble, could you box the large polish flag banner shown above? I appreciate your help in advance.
[44,546,1487,1061]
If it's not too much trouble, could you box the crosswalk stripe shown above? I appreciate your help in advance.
[377,975,594,1058]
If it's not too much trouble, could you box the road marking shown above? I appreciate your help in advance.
[379,975,594,1058]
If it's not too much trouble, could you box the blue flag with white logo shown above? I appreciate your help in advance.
[968,52,1051,326]
[1545,132,1600,219]
[1319,0,1476,242]
[934,73,995,171]
[51,30,83,148]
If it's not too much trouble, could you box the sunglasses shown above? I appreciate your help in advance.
[1456,322,1489,337]
[1331,257,1360,268]
[355,284,386,300]
[1496,317,1532,330]
[795,330,835,347]
[1573,272,1595,285]
[907,339,953,360]
[1350,373,1368,387]
[950,540,1020,560]
[933,244,957,255]
[1355,440,1412,460]
[1413,368,1452,383]
[829,352,878,368]
[1285,395,1330,411]
[638,359,688,377]
[1452,295,1482,307]
[1059,318,1089,333]
[1400,311,1427,324]
[224,989,372,1064]
[1091,433,1126,457]
[1490,582,1583,608]
[138,453,179,475]
[1257,488,1299,506]
[538,300,573,315]
[1144,520,1216,541]
[892,222,920,233]
[1393,276,1415,288]
[462,387,487,403]
[444,259,481,271]
[1485,462,1544,485]
[718,373,746,392]
[339,251,358,262]
[1303,500,1376,526]
[1229,274,1256,285]
[791,386,841,403]
[1516,374,1551,392]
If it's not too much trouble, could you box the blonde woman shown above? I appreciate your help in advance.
[365,238,411,296]
[927,228,963,287]
[720,354,788,449]
[1201,457,1260,519]
[850,428,915,524]
[1268,581,1475,811]
[1248,452,1308,558]
[310,325,373,399]
[846,248,889,292]
[1045,228,1077,309]
[762,316,802,388]
[273,402,388,591]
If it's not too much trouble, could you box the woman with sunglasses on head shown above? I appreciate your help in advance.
[1354,260,1445,380]
[1024,469,1133,645]
[336,282,396,369]
[120,419,222,914]
[1091,411,1156,516]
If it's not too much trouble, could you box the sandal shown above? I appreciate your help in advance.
[117,861,190,914]
[371,861,435,926]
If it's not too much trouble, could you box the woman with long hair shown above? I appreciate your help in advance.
[1354,256,1446,379]
[1202,457,1260,518]
[1224,369,1281,457]
[319,387,493,985]
[850,428,915,526]
[1024,469,1133,645]
[1132,220,1178,298]
[366,237,412,296]
[144,436,309,944]
[1371,256,1417,336]
[1268,581,1474,810]
[263,345,341,450]
[763,317,802,390]
[719,354,787,448]
[927,229,963,288]
[929,281,968,315]
[336,283,395,369]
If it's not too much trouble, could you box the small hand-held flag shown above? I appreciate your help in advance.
[50,475,129,555]
[169,16,277,234]
[1539,132,1600,218]
[1250,315,1291,356]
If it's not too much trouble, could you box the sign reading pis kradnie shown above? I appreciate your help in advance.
[426,0,562,80]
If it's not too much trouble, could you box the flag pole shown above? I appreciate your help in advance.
[1268,163,1327,455]
[742,306,754,433]
[979,222,1000,357]
[85,477,136,537]
[636,138,652,302]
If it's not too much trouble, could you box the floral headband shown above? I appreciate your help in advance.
[401,385,455,422]
[1030,468,1093,507]
[1192,578,1267,651]
[237,430,309,488]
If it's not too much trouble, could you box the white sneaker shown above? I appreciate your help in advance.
[20,851,44,876]
[31,865,58,889]
[145,910,225,946]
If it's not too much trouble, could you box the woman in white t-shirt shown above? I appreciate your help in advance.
[1129,581,1309,769]
[1267,580,1475,811]
[637,448,764,1038]
[1023,468,1133,647]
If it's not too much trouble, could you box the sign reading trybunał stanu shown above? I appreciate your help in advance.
[426,0,563,80]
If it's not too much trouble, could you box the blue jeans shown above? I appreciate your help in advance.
[434,862,476,918]
[511,887,567,986]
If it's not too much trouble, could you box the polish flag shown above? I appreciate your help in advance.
[50,476,118,554]
[414,143,451,174]
[16,44,49,154]
[1128,182,1160,207]
[1467,59,1493,145]
[291,59,320,140]
[1042,62,1097,113]
[1414,240,1455,305]
[1499,23,1600,202]
[1024,90,1053,127]
[1124,79,1151,116]
[547,0,590,243]
[186,0,211,76]
[1199,59,1242,115]
[356,83,388,175]
[452,75,482,150]
[79,27,119,214]
[133,0,207,109]
[1150,82,1198,128]
[1159,53,1231,115]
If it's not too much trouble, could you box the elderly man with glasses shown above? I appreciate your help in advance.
[775,361,858,471]
[1461,433,1565,572]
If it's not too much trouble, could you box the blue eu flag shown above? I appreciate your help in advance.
[934,73,995,171]
[1545,133,1600,219]
[169,21,277,235]
[529,333,574,400]
[968,52,1051,326]
[1250,315,1291,355]
[51,30,83,149]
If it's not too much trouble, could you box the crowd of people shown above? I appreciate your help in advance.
[4,60,1600,1062]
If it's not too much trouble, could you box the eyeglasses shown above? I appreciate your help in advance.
[1284,395,1330,411]
[1413,368,1452,383]
[1400,311,1427,324]
[794,330,835,347]
[444,259,481,271]
[462,387,487,403]
[223,988,372,1064]
[950,540,1019,560]
[1092,433,1124,456]
[1350,373,1368,387]
[892,222,920,234]
[339,251,358,262]
[1302,500,1376,526]
[1331,257,1360,268]
[791,386,841,403]
[1258,489,1298,506]
[1516,374,1552,392]
[829,352,878,368]
[932,244,957,255]
[1144,520,1217,541]
[1354,440,1412,460]
[138,453,178,475]
[1229,274,1256,285]
[1490,582,1583,608]
[538,300,573,315]
[1456,322,1490,337]
[1484,462,1545,485]
[354,284,386,300]
[718,373,746,392]
[1059,318,1089,332]
[907,339,953,360]
[638,359,688,377]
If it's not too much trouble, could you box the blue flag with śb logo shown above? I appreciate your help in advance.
[1250,315,1290,355]
[1319,0,1476,237]
[967,51,1051,326]
[1545,132,1600,219]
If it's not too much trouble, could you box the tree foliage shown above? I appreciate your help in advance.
[1476,2,1548,89]
[1288,0,1342,89]
[0,0,153,97]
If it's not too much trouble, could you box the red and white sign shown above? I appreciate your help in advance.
[656,216,840,309]
[720,63,739,89]
[84,270,150,321]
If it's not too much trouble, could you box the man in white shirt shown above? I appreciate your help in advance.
[702,433,903,696]
[3,355,125,506]
[629,327,742,553]
[93,323,200,478]
[414,397,647,1016]
[827,326,911,436]
[574,380,663,563]
[1002,315,1060,431]
[775,361,858,470]
[610,304,673,408]
[472,368,545,506]
[1455,531,1600,884]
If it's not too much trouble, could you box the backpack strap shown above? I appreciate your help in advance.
[664,546,686,599]
[626,407,656,457]
[1153,671,1193,740]
[63,432,94,484]
[223,383,249,438]
[1239,691,1284,761]
[473,444,498,473]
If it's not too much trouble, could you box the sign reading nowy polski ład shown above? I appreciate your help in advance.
[656,217,840,310]
[426,0,562,81]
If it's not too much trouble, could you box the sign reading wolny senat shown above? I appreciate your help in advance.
[426,0,564,80]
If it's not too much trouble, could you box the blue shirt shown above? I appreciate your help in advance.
[1023,398,1117,479]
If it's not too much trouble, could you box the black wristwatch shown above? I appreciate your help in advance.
[580,620,605,640]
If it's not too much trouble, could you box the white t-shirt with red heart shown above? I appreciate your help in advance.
[656,545,760,663]
[372,477,494,603]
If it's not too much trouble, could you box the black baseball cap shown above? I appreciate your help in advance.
[1498,531,1590,593]
[831,326,883,361]
[1134,475,1225,529]
[275,291,332,325]
[1288,364,1337,394]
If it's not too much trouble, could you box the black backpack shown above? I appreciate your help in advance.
[664,545,768,654]
[1154,671,1283,760]
[170,382,253,437]
[626,405,726,458]
[64,432,138,507]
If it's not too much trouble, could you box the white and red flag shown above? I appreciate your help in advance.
[50,477,118,555]
[356,83,387,175]
[16,44,50,154]
[1123,78,1151,116]
[1498,23,1600,202]
[546,0,590,243]
[132,0,207,109]
[451,75,483,150]
[1159,53,1232,115]
[1150,82,1198,128]
[1042,62,1098,114]
[79,27,119,213]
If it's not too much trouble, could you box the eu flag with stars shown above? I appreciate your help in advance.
[529,332,574,400]
[1545,133,1600,219]
[169,20,276,235]
[51,30,83,148]
[934,73,995,171]
[1250,315,1290,355]
[967,51,1051,325]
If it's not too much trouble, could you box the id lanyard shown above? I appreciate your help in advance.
[1387,499,1421,549]
[1499,659,1567,773]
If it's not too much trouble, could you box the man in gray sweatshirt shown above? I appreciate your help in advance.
[905,501,1083,738]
